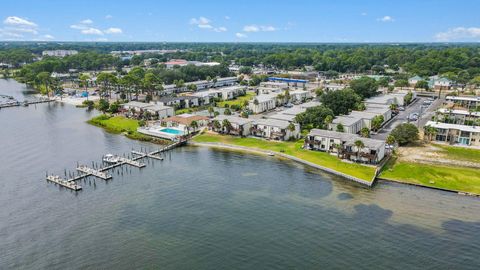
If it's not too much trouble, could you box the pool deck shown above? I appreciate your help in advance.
[138,126,185,140]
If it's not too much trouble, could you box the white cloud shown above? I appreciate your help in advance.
[236,32,247,38]
[104,27,122,34]
[243,25,259,32]
[435,27,480,41]
[198,24,213,29]
[214,26,227,32]
[378,16,394,22]
[190,16,210,26]
[80,19,93,24]
[243,25,277,33]
[105,15,113,19]
[96,37,108,42]
[225,16,230,20]
[70,24,87,30]
[81,27,104,35]
[361,12,367,16]
[0,16,39,39]
[43,34,54,40]
[3,16,37,27]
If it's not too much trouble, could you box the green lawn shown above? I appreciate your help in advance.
[217,92,255,108]
[193,133,376,182]
[87,115,168,143]
[380,158,480,195]
[433,144,480,163]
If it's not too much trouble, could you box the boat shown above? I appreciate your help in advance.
[103,154,120,163]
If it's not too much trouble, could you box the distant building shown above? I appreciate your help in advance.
[42,50,78,57]
[408,75,423,86]
[305,129,386,164]
[158,96,200,109]
[445,96,480,110]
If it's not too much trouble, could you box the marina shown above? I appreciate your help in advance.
[45,140,186,191]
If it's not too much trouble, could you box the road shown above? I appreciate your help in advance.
[372,96,443,140]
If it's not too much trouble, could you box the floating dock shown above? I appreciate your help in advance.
[0,98,55,109]
[76,165,112,180]
[45,140,186,192]
[46,175,82,191]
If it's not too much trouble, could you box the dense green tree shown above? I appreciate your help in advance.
[349,76,378,98]
[390,123,419,145]
[320,88,361,115]
[295,105,334,129]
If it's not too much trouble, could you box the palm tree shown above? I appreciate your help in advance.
[354,140,365,163]
[190,120,199,133]
[424,125,437,141]
[208,106,215,118]
[386,134,396,146]
[324,115,333,127]
[36,71,52,96]
[79,74,90,98]
[360,127,370,138]
[222,119,232,134]
[336,123,344,132]
[212,120,221,132]
[332,143,342,157]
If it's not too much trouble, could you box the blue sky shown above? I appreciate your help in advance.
[0,0,479,42]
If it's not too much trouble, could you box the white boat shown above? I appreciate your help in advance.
[103,154,120,163]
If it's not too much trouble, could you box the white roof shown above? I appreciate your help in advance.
[281,106,306,116]
[254,118,291,129]
[446,96,480,102]
[332,115,362,126]
[426,121,480,133]
[214,115,253,126]
[437,108,480,117]
[268,113,296,122]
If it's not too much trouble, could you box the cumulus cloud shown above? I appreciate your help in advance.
[0,16,39,39]
[243,25,277,32]
[104,27,123,34]
[81,27,104,35]
[435,27,480,41]
[80,19,93,24]
[236,32,247,38]
[214,26,227,32]
[43,34,54,40]
[378,16,394,22]
[190,16,227,33]
[190,16,210,26]
[4,16,37,27]
[70,19,123,36]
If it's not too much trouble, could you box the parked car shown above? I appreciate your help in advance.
[398,106,405,111]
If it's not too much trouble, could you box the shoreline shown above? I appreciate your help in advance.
[189,141,375,187]
[191,140,480,197]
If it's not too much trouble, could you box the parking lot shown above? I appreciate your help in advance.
[372,96,443,140]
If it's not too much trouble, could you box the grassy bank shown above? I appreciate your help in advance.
[193,133,376,182]
[87,115,169,144]
[433,143,480,163]
[380,158,480,195]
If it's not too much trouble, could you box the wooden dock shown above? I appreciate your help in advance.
[76,165,112,180]
[46,140,186,191]
[46,175,82,191]
[0,98,55,109]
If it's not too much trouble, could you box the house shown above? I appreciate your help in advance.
[304,129,386,164]
[408,75,423,86]
[158,96,200,109]
[329,115,363,134]
[249,93,278,114]
[161,114,209,129]
[347,111,381,130]
[251,118,300,141]
[445,96,480,110]
[436,108,480,125]
[289,90,312,104]
[425,121,480,147]
[122,101,174,119]
[365,104,393,122]
[430,77,452,90]
[211,115,254,136]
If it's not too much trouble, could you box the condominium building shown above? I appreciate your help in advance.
[305,129,385,164]
[425,121,480,146]
[251,118,300,141]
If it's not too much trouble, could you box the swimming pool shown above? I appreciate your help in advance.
[159,128,184,135]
